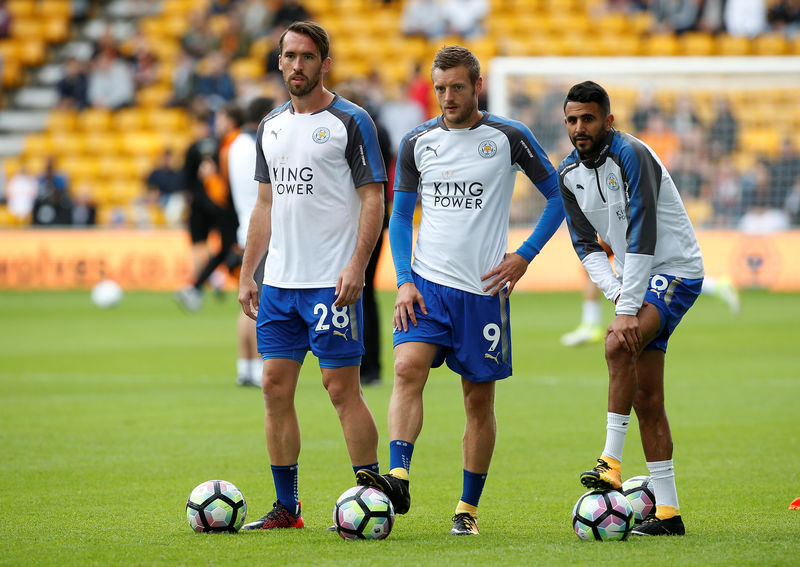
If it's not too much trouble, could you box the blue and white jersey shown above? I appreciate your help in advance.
[254,95,387,288]
[394,113,561,295]
[558,128,704,316]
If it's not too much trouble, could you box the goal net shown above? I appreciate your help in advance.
[488,56,800,231]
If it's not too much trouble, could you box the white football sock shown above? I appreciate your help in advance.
[602,412,629,462]
[647,459,679,510]
[237,359,250,379]
[582,300,602,326]
[249,358,263,384]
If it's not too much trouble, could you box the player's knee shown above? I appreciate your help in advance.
[393,357,426,389]
[604,333,629,362]
[324,379,354,409]
[633,388,664,417]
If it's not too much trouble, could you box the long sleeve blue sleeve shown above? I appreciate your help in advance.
[515,173,565,262]
[388,190,417,287]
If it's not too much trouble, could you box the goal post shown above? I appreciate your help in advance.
[488,56,800,230]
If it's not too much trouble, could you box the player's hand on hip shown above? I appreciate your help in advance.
[394,282,426,332]
[334,265,365,307]
[481,253,529,296]
[607,314,642,353]
[238,278,259,321]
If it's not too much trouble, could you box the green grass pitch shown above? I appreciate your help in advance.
[1,289,798,566]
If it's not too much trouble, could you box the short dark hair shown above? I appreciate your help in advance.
[279,21,330,60]
[431,45,480,85]
[247,97,274,124]
[220,102,246,128]
[563,81,611,116]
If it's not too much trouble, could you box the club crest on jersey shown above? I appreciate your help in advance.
[312,127,331,144]
[478,140,497,158]
[606,172,620,191]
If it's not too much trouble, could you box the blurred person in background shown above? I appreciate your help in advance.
[227,96,275,387]
[335,82,395,386]
[33,159,72,226]
[87,42,134,110]
[195,52,236,112]
[237,21,386,530]
[57,57,89,110]
[176,103,242,311]
[6,165,38,224]
[141,148,184,228]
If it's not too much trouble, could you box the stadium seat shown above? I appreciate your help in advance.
[680,32,716,56]
[753,34,788,56]
[716,34,752,56]
[23,134,55,157]
[18,38,47,67]
[39,0,73,18]
[79,108,113,132]
[114,108,148,132]
[740,127,782,157]
[6,0,34,18]
[643,34,680,56]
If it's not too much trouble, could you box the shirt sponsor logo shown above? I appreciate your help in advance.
[271,166,314,195]
[312,127,331,144]
[432,181,484,209]
[478,140,497,158]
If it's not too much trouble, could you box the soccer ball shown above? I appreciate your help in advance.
[333,485,394,540]
[186,480,247,533]
[572,489,634,541]
[91,279,123,308]
[621,475,656,524]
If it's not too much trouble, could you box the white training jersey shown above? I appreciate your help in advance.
[228,130,258,248]
[254,95,387,288]
[394,113,556,294]
[558,128,705,316]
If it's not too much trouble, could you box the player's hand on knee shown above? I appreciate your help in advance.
[607,314,641,353]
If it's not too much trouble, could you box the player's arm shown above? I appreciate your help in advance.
[238,181,272,320]
[334,182,384,307]
[389,189,426,332]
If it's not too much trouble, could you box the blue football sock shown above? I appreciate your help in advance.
[460,469,487,507]
[270,463,299,513]
[353,462,380,477]
[389,440,414,473]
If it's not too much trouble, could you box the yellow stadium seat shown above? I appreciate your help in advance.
[49,131,87,156]
[681,32,715,56]
[136,85,172,107]
[18,38,47,66]
[145,108,188,132]
[716,34,752,56]
[23,134,55,157]
[79,108,113,132]
[643,33,680,56]
[58,155,102,180]
[121,130,164,158]
[753,34,788,56]
[47,110,78,133]
[740,128,782,157]
[43,18,70,44]
[113,108,147,131]
[230,57,264,82]
[1,58,22,88]
[84,133,123,155]
[11,17,43,40]
[6,0,34,18]
[39,0,73,18]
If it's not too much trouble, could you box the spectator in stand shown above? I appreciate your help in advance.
[181,10,219,59]
[709,156,744,226]
[6,165,38,224]
[768,0,800,35]
[724,0,768,37]
[638,111,680,169]
[401,0,446,39]
[650,0,703,33]
[196,52,236,112]
[671,94,702,138]
[443,0,489,38]
[0,0,11,39]
[33,159,72,226]
[272,0,311,28]
[57,58,89,110]
[768,137,800,208]
[87,43,134,109]
[130,32,160,90]
[630,88,660,134]
[406,63,434,119]
[708,97,738,159]
[71,184,97,226]
[169,47,197,107]
[142,148,185,227]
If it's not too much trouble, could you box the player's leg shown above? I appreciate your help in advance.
[629,349,684,535]
[320,364,380,471]
[580,302,662,490]
[561,275,604,346]
[451,378,495,535]
[242,357,306,530]
[243,285,307,530]
[357,341,436,515]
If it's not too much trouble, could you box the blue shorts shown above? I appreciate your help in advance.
[643,275,703,353]
[393,273,511,383]
[256,285,364,368]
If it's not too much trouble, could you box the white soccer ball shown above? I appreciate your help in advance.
[333,485,394,540]
[186,480,247,533]
[91,279,123,308]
